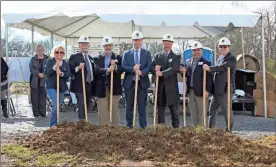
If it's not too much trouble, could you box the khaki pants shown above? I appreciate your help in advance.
[97,86,120,125]
[188,89,208,126]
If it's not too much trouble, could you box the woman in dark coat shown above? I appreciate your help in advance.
[29,45,49,117]
[44,46,70,127]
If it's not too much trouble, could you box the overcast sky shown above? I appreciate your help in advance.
[1,1,274,41]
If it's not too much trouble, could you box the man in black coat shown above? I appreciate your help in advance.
[1,56,9,118]
[151,33,181,128]
[180,41,212,126]
[93,36,123,125]
[69,36,95,121]
[203,37,237,132]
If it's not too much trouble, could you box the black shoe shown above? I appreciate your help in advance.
[40,115,46,117]
[3,113,8,118]
[1,100,8,118]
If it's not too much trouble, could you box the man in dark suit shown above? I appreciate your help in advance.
[179,41,212,126]
[93,36,123,125]
[151,33,181,128]
[203,37,237,132]
[69,36,95,121]
[122,30,152,128]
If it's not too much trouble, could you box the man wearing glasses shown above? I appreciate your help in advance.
[202,37,237,133]
[179,41,212,127]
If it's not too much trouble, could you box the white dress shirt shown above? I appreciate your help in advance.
[75,53,93,77]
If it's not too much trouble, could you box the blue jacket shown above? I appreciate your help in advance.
[122,48,152,90]
[44,58,71,92]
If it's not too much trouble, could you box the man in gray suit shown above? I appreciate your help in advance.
[203,37,237,133]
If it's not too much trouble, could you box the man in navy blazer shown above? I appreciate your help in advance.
[180,41,212,127]
[122,30,152,128]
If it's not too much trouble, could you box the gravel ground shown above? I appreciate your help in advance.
[1,95,275,140]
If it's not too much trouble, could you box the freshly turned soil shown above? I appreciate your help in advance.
[18,121,276,167]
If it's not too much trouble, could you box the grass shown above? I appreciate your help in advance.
[1,134,276,166]
[1,144,77,167]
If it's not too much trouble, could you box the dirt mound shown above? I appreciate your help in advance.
[19,121,276,166]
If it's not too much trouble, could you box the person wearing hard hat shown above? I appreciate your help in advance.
[202,37,237,132]
[69,35,95,121]
[122,30,152,128]
[151,33,181,128]
[93,36,123,125]
[179,41,212,127]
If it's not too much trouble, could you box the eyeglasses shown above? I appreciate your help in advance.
[219,46,229,49]
[55,51,65,54]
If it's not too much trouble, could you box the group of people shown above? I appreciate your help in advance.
[1,30,237,132]
[180,38,237,132]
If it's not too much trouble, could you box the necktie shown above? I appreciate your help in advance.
[84,54,93,83]
[135,50,139,64]
[165,52,169,66]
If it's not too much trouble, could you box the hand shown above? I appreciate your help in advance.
[204,91,209,98]
[79,63,85,69]
[135,70,142,76]
[107,65,115,72]
[38,73,44,78]
[203,64,210,71]
[110,59,116,65]
[179,66,187,73]
[155,65,161,72]
[156,71,163,77]
[133,64,140,71]
[56,68,62,76]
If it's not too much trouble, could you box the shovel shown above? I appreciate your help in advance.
[56,64,60,124]
[153,75,159,127]
[203,70,207,127]
[110,68,114,124]
[81,67,88,122]
[133,74,139,127]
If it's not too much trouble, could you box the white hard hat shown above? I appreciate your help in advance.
[132,30,143,40]
[191,41,203,50]
[102,36,113,46]
[78,36,90,43]
[162,33,174,42]
[218,37,231,46]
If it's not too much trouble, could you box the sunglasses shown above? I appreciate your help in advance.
[55,51,65,54]
[219,46,229,49]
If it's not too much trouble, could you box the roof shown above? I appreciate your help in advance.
[2,1,261,44]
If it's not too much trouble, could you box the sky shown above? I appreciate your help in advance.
[0,1,274,41]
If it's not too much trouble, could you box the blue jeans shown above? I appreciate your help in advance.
[46,89,65,127]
